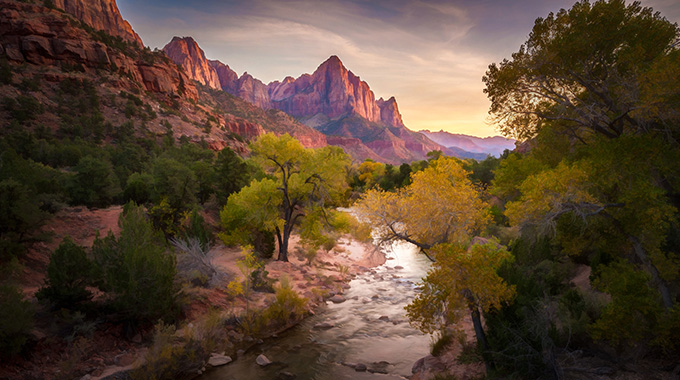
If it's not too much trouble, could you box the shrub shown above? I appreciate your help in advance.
[430,331,453,357]
[130,322,203,380]
[124,172,154,204]
[36,236,95,309]
[2,95,44,123]
[0,261,34,357]
[93,203,178,325]
[260,276,308,327]
[252,228,275,259]
[250,267,274,293]
[180,209,213,251]
[68,155,121,208]
[0,58,12,85]
[171,237,224,288]
[0,178,50,260]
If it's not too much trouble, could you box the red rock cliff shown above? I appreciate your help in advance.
[0,0,196,101]
[269,55,382,123]
[209,59,239,94]
[162,36,221,90]
[52,0,143,46]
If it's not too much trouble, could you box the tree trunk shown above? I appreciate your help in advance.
[629,235,674,309]
[466,293,493,373]
[278,229,289,262]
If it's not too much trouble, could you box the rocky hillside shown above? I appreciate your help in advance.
[0,0,328,152]
[163,37,455,163]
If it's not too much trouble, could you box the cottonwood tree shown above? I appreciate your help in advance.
[354,156,489,260]
[483,0,680,142]
[355,156,510,365]
[220,134,349,262]
[407,241,515,361]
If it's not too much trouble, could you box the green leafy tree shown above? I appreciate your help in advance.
[221,134,349,261]
[124,172,154,204]
[93,203,178,325]
[37,236,95,309]
[213,147,250,204]
[0,261,34,357]
[0,179,49,259]
[68,155,121,208]
[355,157,489,259]
[151,156,198,209]
[483,0,680,142]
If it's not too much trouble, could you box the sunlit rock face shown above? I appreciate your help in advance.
[163,36,221,90]
[52,0,143,46]
[0,1,197,101]
[269,55,383,123]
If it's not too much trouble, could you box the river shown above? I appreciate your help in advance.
[201,240,433,380]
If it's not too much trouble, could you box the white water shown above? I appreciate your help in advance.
[201,241,432,380]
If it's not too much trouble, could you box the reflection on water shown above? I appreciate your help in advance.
[201,241,432,380]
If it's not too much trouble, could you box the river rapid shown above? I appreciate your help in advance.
[201,240,433,380]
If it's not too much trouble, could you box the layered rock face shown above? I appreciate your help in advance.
[377,97,404,128]
[209,60,239,94]
[0,0,196,101]
[52,0,143,46]
[269,56,382,123]
[162,37,221,90]
[163,42,407,129]
[161,36,454,163]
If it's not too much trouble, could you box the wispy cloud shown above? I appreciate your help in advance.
[117,0,680,137]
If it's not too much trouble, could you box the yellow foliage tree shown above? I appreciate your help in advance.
[406,241,515,352]
[354,157,490,259]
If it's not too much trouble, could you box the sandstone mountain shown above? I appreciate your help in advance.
[163,36,455,163]
[419,130,516,158]
[0,0,326,154]
[162,36,221,90]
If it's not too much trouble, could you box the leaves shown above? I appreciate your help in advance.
[406,241,516,333]
[221,133,350,260]
[355,157,489,250]
[484,0,680,142]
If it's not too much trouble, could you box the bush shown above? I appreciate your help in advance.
[130,322,204,380]
[2,95,44,124]
[252,228,275,259]
[0,58,12,85]
[260,276,308,327]
[430,331,453,357]
[180,209,213,251]
[171,237,224,288]
[68,155,121,208]
[124,172,154,204]
[37,236,95,309]
[93,203,178,325]
[0,262,34,357]
[0,178,49,260]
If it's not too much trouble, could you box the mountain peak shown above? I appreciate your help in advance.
[163,36,221,90]
[316,55,348,74]
[53,0,143,46]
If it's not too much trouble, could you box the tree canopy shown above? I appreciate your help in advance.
[220,133,350,261]
[483,0,680,142]
[355,156,489,256]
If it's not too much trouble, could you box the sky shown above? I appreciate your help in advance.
[117,0,680,138]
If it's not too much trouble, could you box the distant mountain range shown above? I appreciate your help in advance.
[419,130,515,158]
